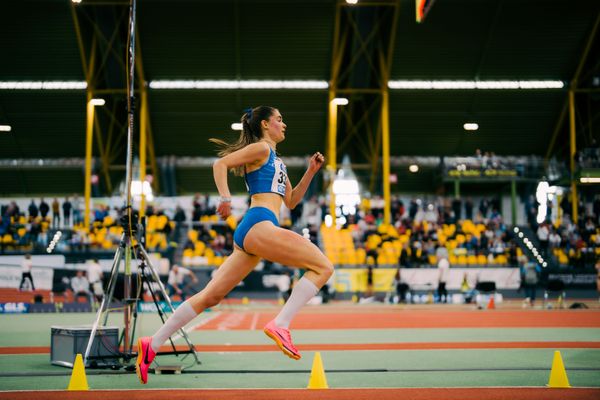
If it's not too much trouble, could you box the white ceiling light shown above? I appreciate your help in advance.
[0,81,87,90]
[72,0,82,3]
[148,80,328,90]
[0,125,11,132]
[346,0,358,3]
[90,98,105,106]
[332,97,349,105]
[580,177,600,183]
[388,80,564,90]
[231,123,243,131]
[409,164,419,173]
[463,123,479,131]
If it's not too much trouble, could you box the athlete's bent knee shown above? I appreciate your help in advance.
[202,293,224,308]
[319,260,334,280]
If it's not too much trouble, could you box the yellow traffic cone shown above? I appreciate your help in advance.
[67,354,89,391]
[307,352,329,389]
[547,351,571,388]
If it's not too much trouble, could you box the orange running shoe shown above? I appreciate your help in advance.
[135,336,156,384]
[263,320,301,360]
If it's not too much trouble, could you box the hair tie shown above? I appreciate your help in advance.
[243,107,253,121]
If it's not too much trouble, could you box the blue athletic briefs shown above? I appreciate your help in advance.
[233,207,279,251]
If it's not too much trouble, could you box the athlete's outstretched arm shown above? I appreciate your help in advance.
[213,141,270,218]
[284,152,325,209]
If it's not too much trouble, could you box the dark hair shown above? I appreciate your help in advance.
[209,106,276,176]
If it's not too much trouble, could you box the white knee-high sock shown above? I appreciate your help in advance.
[274,276,320,329]
[151,301,197,353]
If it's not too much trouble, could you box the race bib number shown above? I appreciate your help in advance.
[271,158,287,195]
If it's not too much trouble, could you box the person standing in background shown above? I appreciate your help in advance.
[87,259,104,303]
[62,197,72,227]
[436,247,450,303]
[39,198,49,220]
[19,254,35,291]
[28,200,38,221]
[51,198,60,228]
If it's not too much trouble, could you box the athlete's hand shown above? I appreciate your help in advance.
[217,200,231,220]
[308,152,325,174]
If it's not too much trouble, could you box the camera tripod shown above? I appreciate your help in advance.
[83,215,200,368]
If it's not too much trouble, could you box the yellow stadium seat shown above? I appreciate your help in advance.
[356,248,366,264]
[467,255,477,265]
[477,254,487,265]
[457,255,467,265]
[188,230,198,242]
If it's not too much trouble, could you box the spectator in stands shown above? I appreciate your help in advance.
[62,197,72,227]
[537,222,550,257]
[19,254,35,291]
[549,228,562,250]
[87,259,104,303]
[39,198,49,219]
[479,198,489,219]
[408,199,419,221]
[52,198,60,228]
[28,200,38,221]
[464,198,473,220]
[452,198,462,223]
[167,265,198,300]
[70,270,91,302]
[174,205,186,225]
[72,194,82,225]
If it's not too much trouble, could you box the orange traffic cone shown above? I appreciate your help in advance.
[487,296,495,309]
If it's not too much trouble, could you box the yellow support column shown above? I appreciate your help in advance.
[568,90,578,224]
[381,89,391,225]
[84,95,94,229]
[327,97,338,223]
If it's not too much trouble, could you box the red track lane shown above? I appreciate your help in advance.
[3,341,600,355]
[0,388,599,400]
[200,310,600,330]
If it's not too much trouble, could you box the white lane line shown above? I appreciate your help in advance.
[250,312,260,330]
[171,311,222,341]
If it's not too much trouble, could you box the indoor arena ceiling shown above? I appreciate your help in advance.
[0,0,599,194]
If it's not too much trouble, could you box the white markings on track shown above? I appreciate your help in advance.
[249,312,260,330]
[171,311,222,341]
[217,312,247,330]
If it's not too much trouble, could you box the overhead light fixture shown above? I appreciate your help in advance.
[346,0,358,4]
[409,164,419,173]
[90,98,105,106]
[148,80,328,90]
[463,123,479,131]
[331,97,349,105]
[580,177,600,183]
[0,81,87,90]
[0,125,11,132]
[388,80,564,90]
[231,123,243,131]
[72,0,82,3]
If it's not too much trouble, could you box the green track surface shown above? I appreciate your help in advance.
[0,312,599,390]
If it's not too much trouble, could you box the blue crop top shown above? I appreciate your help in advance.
[244,148,288,196]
